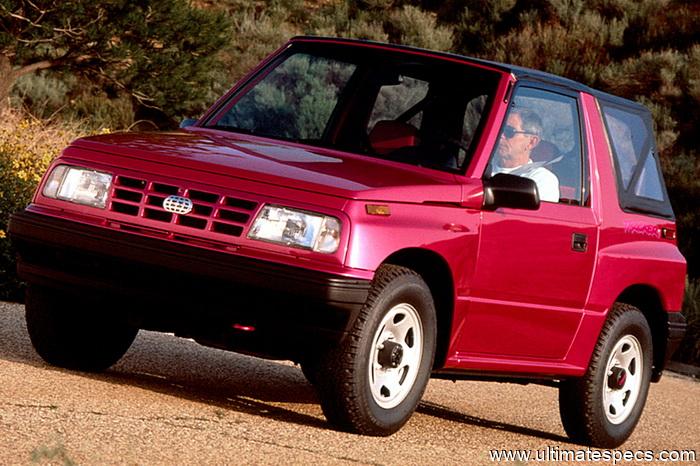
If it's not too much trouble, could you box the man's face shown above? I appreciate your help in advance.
[495,113,539,168]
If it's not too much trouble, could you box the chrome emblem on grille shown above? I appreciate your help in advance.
[163,195,193,215]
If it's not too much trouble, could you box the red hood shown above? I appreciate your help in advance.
[70,128,462,204]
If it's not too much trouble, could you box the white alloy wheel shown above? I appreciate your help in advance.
[602,334,643,425]
[315,265,436,436]
[368,302,424,409]
[559,304,652,447]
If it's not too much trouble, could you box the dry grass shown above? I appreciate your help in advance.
[0,107,108,235]
[0,109,85,183]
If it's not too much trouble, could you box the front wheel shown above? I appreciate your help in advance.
[26,286,138,372]
[315,265,437,436]
[559,303,652,448]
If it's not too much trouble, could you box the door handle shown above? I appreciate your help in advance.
[572,233,588,252]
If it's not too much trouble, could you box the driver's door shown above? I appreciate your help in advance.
[456,86,598,360]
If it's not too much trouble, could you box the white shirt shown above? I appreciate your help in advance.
[491,160,560,203]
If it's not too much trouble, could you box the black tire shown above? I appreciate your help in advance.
[559,303,652,448]
[25,286,138,372]
[299,357,320,386]
[315,265,437,436]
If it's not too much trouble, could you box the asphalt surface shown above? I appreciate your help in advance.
[0,301,698,465]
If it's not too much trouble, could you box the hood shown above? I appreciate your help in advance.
[70,128,462,204]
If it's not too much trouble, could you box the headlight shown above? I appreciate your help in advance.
[248,205,341,254]
[42,165,113,209]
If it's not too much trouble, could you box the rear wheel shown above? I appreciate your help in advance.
[26,286,138,372]
[314,265,436,436]
[559,303,652,447]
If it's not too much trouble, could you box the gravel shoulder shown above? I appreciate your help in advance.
[1,301,697,465]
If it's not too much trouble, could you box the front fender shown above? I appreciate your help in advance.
[343,200,481,294]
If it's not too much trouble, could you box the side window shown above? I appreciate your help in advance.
[487,87,585,205]
[216,53,356,141]
[600,102,673,217]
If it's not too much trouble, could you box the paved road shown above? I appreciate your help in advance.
[0,302,697,465]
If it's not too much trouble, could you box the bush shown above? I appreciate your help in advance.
[675,278,700,365]
[11,72,76,120]
[222,10,297,86]
[66,92,135,131]
[0,109,99,301]
[386,6,453,51]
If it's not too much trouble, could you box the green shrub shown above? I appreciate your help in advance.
[12,72,135,131]
[11,72,76,120]
[0,109,97,301]
[675,278,700,365]
[65,92,135,131]
[222,10,297,86]
[387,5,453,51]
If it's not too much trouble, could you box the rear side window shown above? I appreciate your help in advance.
[600,101,674,218]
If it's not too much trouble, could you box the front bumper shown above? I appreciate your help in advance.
[9,210,371,358]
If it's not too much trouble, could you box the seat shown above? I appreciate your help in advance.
[368,120,420,155]
[531,140,560,163]
[532,140,585,204]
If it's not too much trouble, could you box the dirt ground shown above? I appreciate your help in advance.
[0,301,697,465]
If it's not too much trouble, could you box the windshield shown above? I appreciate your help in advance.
[206,43,500,173]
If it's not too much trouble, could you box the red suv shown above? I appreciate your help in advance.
[9,37,687,447]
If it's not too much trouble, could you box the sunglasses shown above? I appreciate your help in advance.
[503,125,534,139]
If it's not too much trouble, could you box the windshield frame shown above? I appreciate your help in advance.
[202,41,503,175]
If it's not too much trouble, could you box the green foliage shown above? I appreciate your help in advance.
[492,11,626,85]
[387,6,453,51]
[664,152,700,278]
[600,50,686,152]
[675,278,700,365]
[308,3,389,42]
[0,110,92,300]
[11,73,74,119]
[221,10,297,86]
[441,0,518,55]
[220,53,355,139]
[67,92,135,131]
[307,1,452,50]
[1,0,232,121]
[12,73,134,129]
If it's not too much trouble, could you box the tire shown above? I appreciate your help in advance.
[315,265,437,436]
[25,285,138,372]
[299,357,320,386]
[559,303,652,448]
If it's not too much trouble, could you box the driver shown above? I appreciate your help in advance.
[490,108,560,203]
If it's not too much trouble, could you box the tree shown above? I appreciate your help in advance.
[0,0,231,119]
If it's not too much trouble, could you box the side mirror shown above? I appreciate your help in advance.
[483,173,540,210]
[179,118,197,128]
